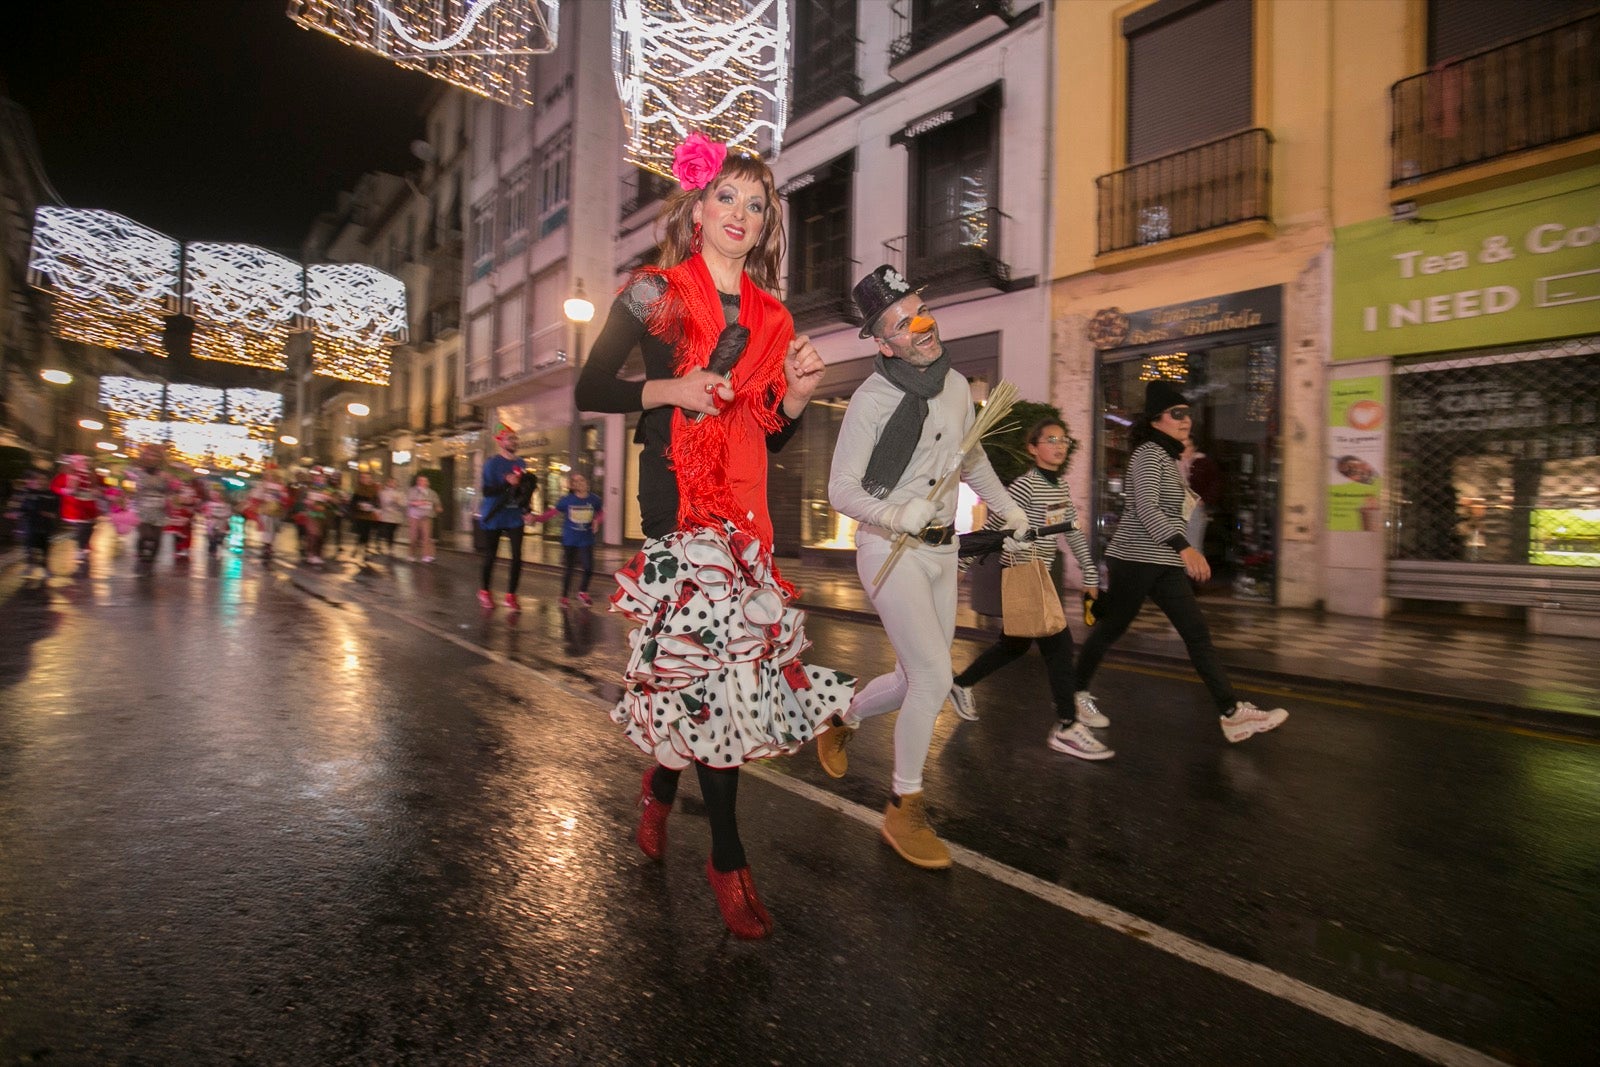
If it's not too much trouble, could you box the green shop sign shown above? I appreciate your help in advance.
[1333,165,1600,361]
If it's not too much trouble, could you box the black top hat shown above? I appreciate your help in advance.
[1143,380,1190,419]
[853,264,925,339]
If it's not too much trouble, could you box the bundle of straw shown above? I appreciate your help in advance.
[871,379,1020,591]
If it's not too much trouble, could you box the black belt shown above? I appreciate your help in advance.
[915,524,955,546]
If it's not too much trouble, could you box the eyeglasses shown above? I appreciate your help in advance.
[1034,435,1069,445]
[1163,406,1193,421]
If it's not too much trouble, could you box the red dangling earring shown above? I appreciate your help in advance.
[691,221,703,254]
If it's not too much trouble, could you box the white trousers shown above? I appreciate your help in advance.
[851,538,958,797]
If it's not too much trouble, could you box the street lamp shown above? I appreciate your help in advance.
[79,418,104,431]
[40,368,73,385]
[564,279,596,474]
[347,402,371,417]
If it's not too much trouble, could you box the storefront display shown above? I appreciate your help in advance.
[1091,288,1283,601]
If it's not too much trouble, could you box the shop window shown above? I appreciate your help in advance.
[1124,0,1252,164]
[1391,339,1600,567]
[1097,341,1281,600]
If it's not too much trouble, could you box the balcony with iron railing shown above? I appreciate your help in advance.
[792,65,862,120]
[1390,12,1600,195]
[786,255,860,332]
[619,169,677,221]
[884,207,1012,297]
[890,0,1012,68]
[1094,127,1273,261]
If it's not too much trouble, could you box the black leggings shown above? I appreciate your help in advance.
[561,544,594,596]
[955,625,1078,721]
[647,762,745,872]
[1074,557,1238,713]
[480,527,524,594]
[70,521,94,553]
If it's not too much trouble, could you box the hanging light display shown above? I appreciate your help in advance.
[99,376,168,423]
[611,0,790,177]
[183,242,303,371]
[287,0,559,107]
[305,263,408,385]
[225,387,285,430]
[124,419,273,470]
[165,383,225,424]
[27,207,180,355]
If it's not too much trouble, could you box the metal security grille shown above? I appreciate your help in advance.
[1391,336,1600,569]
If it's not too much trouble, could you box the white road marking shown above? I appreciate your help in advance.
[319,582,1511,1067]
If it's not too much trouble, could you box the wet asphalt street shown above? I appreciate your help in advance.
[1,539,1597,1066]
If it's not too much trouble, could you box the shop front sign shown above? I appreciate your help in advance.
[1089,286,1281,351]
[1334,165,1600,361]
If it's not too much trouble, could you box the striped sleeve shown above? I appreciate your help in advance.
[1127,445,1189,551]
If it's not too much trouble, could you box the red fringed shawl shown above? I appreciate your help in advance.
[637,254,792,548]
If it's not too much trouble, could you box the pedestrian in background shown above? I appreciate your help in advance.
[127,444,173,575]
[575,132,844,939]
[349,471,380,559]
[203,482,233,559]
[535,471,603,606]
[299,470,336,565]
[250,468,289,564]
[376,476,405,555]
[1074,381,1289,743]
[949,416,1112,760]
[407,474,441,564]
[50,454,102,566]
[477,425,528,610]
[6,468,57,580]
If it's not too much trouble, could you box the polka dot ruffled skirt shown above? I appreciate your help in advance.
[609,522,855,769]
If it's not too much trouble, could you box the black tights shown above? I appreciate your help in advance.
[480,527,524,593]
[648,762,745,872]
[561,544,594,596]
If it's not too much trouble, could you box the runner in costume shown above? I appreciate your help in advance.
[575,133,850,939]
[816,265,1028,870]
[478,423,529,610]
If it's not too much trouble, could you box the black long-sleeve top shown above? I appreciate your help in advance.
[575,273,802,540]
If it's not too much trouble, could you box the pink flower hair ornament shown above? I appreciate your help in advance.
[671,132,729,191]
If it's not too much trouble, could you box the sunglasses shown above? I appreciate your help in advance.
[1162,406,1193,421]
[1034,435,1070,445]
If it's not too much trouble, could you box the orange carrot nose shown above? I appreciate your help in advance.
[909,315,936,334]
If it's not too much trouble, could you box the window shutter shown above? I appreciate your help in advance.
[1427,0,1590,63]
[1126,0,1253,164]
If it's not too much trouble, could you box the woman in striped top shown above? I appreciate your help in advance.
[949,417,1114,760]
[1073,381,1290,744]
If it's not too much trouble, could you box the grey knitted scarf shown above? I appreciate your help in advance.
[861,351,951,499]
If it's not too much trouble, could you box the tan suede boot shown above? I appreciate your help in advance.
[815,721,855,779]
[881,792,952,869]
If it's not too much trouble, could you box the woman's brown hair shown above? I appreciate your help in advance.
[656,150,786,293]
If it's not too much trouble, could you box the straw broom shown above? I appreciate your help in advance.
[871,379,1020,592]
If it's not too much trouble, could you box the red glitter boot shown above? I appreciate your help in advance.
[635,766,671,861]
[705,858,773,939]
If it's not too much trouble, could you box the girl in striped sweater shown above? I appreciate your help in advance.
[949,416,1114,760]
[1073,381,1289,744]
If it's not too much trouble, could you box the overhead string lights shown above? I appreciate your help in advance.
[29,208,408,385]
[100,376,285,470]
[27,207,181,356]
[305,263,409,385]
[611,0,790,177]
[287,0,560,107]
[184,242,303,372]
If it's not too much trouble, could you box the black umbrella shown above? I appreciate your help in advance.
[958,520,1075,559]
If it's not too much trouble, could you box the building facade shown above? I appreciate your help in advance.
[1050,0,1599,631]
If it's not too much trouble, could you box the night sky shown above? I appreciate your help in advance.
[1,1,437,254]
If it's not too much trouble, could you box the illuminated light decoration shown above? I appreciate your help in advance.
[226,388,285,429]
[1138,352,1189,383]
[41,369,73,385]
[611,0,790,177]
[279,434,300,445]
[286,0,559,107]
[305,263,408,385]
[79,418,105,431]
[27,207,180,355]
[166,383,224,424]
[183,242,303,371]
[100,376,167,422]
[124,419,274,471]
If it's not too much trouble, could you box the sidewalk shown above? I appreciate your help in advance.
[300,528,1600,736]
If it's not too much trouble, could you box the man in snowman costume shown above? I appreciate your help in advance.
[818,264,1028,870]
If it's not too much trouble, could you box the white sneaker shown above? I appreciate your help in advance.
[949,684,978,721]
[1047,721,1114,760]
[1220,701,1288,743]
[1074,691,1109,728]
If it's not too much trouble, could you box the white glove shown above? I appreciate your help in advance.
[885,497,938,535]
[1001,535,1028,555]
[1003,508,1030,536]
